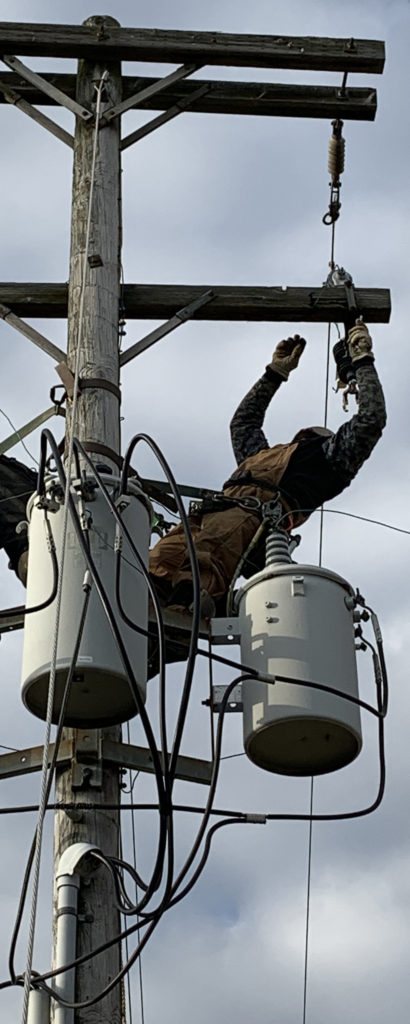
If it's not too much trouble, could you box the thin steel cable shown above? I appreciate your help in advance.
[207,636,216,762]
[126,721,145,1024]
[20,72,109,1024]
[302,778,314,1024]
[0,407,39,466]
[303,208,337,1024]
[120,826,133,1024]
[318,215,336,566]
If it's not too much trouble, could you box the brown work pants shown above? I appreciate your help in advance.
[149,505,261,600]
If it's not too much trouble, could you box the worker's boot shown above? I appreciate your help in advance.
[16,548,28,587]
[149,573,173,606]
[167,580,216,620]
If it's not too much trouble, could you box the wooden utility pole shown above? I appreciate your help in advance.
[0,16,391,1024]
[53,16,123,1024]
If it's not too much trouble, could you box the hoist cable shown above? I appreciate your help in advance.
[302,778,314,1024]
[19,72,109,1024]
[304,212,338,1020]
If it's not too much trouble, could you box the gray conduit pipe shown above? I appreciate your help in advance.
[53,843,99,1024]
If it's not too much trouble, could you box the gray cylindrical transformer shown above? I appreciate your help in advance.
[21,475,151,727]
[238,563,362,776]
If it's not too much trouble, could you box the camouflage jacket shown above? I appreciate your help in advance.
[230,361,386,484]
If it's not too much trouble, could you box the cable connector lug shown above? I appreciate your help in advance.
[82,570,93,593]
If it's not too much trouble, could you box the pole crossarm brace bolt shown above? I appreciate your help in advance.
[121,82,211,150]
[101,61,201,123]
[1,54,93,120]
[120,289,215,365]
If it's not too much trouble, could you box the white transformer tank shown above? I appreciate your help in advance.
[238,563,362,776]
[21,474,151,727]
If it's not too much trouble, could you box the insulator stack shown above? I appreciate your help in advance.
[265,528,292,566]
[328,119,345,184]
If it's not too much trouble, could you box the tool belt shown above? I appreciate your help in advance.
[189,487,300,534]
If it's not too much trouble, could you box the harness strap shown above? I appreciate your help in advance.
[222,468,280,493]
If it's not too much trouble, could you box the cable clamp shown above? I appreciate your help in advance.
[72,729,103,790]
[204,682,243,712]
[244,814,267,824]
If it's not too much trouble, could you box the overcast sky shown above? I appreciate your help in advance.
[0,0,408,1021]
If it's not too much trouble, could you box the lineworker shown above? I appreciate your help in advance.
[0,321,385,613]
[149,320,386,618]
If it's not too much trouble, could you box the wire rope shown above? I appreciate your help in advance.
[302,778,314,1024]
[0,407,39,467]
[125,721,145,1024]
[19,72,108,1024]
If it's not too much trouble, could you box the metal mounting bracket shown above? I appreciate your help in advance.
[120,289,215,365]
[205,683,243,713]
[72,729,103,789]
[0,736,213,787]
[0,607,25,635]
[210,617,241,645]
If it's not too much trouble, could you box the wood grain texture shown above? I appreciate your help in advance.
[0,283,391,323]
[0,72,378,120]
[0,23,385,72]
[54,18,124,1024]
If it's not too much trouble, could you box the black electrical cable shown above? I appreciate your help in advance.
[40,431,167,794]
[167,677,251,908]
[0,508,59,621]
[18,678,244,1005]
[70,441,170,780]
[8,580,93,986]
[1,432,391,1004]
[38,431,171,913]
[120,433,202,788]
[168,817,258,909]
[69,440,176,916]
[73,432,210,922]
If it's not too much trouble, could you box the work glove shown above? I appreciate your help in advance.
[347,320,373,363]
[268,334,306,380]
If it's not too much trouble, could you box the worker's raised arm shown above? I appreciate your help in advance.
[230,335,306,464]
[323,322,387,480]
